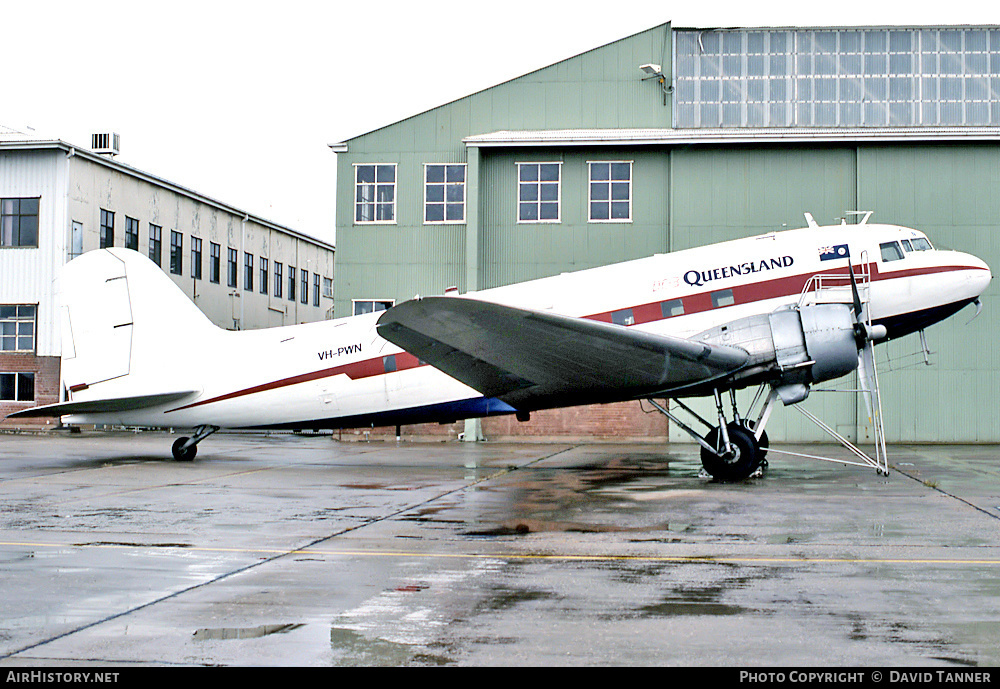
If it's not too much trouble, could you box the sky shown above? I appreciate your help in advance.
[4,1,998,245]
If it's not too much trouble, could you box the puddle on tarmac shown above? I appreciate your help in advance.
[193,623,303,641]
[329,627,451,666]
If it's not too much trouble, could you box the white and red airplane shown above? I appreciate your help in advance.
[9,214,991,481]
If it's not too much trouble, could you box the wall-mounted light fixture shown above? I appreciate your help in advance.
[639,63,672,105]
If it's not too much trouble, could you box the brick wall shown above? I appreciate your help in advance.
[0,354,60,428]
[340,400,669,443]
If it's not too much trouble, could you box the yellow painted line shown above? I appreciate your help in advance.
[2,540,999,566]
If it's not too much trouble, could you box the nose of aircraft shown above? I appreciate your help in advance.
[963,253,993,298]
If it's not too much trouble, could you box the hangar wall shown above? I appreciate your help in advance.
[332,22,1000,444]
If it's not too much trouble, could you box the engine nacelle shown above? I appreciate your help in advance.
[695,303,859,398]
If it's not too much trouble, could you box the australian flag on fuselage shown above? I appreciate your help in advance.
[819,244,850,261]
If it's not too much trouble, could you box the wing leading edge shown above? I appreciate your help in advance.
[376,296,749,411]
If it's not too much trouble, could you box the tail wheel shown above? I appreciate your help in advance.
[171,437,197,462]
[700,423,760,482]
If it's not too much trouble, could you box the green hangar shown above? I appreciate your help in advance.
[330,22,999,445]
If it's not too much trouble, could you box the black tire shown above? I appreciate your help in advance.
[741,420,769,462]
[172,437,197,462]
[700,423,760,482]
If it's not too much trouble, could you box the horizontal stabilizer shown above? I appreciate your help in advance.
[376,296,749,410]
[6,391,198,419]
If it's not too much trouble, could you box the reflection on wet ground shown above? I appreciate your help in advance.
[1,432,999,666]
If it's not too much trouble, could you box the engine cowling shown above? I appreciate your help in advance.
[695,303,859,401]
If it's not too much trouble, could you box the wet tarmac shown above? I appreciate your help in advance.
[0,430,998,667]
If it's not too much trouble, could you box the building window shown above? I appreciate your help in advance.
[244,253,254,291]
[1,198,39,248]
[191,237,203,280]
[149,224,162,266]
[125,216,139,250]
[589,162,632,222]
[517,163,561,223]
[209,242,221,284]
[227,248,238,288]
[100,209,114,248]
[170,231,183,275]
[274,262,283,298]
[313,273,320,307]
[0,372,34,402]
[259,257,268,295]
[424,164,466,224]
[300,269,308,304]
[288,266,296,302]
[353,299,394,316]
[1,305,36,352]
[354,164,396,223]
[674,27,1000,128]
[322,277,333,299]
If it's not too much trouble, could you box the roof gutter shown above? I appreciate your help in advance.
[463,126,1000,148]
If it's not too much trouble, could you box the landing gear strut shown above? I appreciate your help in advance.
[171,425,220,461]
[647,386,778,482]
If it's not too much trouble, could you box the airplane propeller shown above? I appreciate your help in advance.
[847,260,889,473]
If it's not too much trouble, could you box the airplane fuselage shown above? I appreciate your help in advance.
[61,223,991,431]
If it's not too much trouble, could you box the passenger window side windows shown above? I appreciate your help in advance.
[880,241,905,262]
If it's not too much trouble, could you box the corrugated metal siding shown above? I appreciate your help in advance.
[857,144,1000,442]
[0,148,67,356]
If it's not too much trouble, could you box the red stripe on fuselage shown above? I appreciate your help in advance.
[168,262,978,413]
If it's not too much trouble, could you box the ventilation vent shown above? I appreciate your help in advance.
[91,132,120,157]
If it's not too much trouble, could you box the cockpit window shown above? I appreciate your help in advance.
[911,237,932,251]
[901,239,913,251]
[880,241,905,262]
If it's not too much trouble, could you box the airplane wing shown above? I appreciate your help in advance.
[5,391,198,419]
[376,297,749,410]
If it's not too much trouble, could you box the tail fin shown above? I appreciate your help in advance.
[7,249,214,419]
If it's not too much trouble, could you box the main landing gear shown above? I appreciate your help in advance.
[171,425,220,461]
[647,386,777,482]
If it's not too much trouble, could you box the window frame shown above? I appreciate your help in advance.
[517,162,562,224]
[100,209,114,249]
[244,252,254,292]
[227,248,238,288]
[1,304,36,353]
[423,163,467,225]
[209,242,221,284]
[300,269,308,305]
[190,236,203,280]
[1,197,40,248]
[259,257,268,295]
[587,161,633,223]
[124,216,139,250]
[354,163,397,224]
[352,299,394,316]
[0,371,35,402]
[274,262,283,298]
[288,266,296,302]
[149,224,162,266]
[169,231,183,275]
